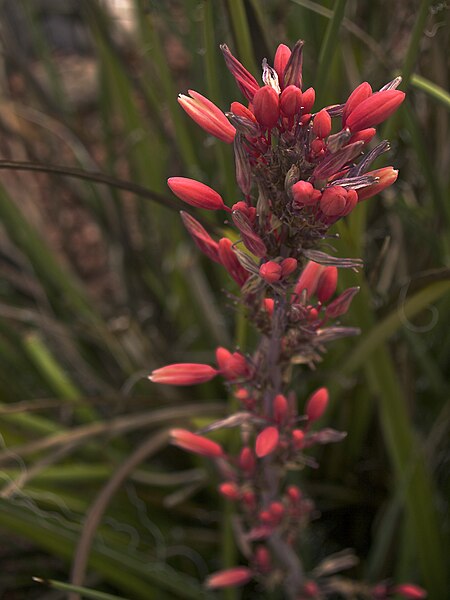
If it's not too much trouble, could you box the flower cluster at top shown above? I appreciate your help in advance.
[148,41,426,600]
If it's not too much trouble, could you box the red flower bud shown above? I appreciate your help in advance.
[273,394,289,424]
[356,167,398,201]
[259,261,282,283]
[287,485,302,503]
[168,177,228,211]
[292,429,305,449]
[320,186,349,217]
[393,584,427,599]
[274,44,292,88]
[219,481,240,500]
[291,181,318,207]
[294,261,325,300]
[269,501,285,524]
[302,87,315,113]
[171,429,224,457]
[316,267,338,302]
[256,426,279,457]
[206,567,253,589]
[342,82,372,125]
[311,139,326,154]
[178,90,236,143]
[150,363,218,386]
[280,85,302,117]
[255,545,272,574]
[239,447,256,474]
[313,109,332,138]
[218,237,249,287]
[346,89,405,132]
[221,44,260,101]
[216,347,249,381]
[263,298,275,317]
[180,211,220,264]
[230,101,257,122]
[348,127,376,144]
[280,257,298,277]
[253,86,280,129]
[305,387,329,422]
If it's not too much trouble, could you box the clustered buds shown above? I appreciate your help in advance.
[149,40,423,600]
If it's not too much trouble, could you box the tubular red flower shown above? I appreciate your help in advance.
[305,387,329,422]
[171,429,224,457]
[149,363,218,385]
[206,567,253,589]
[168,177,228,211]
[178,90,235,143]
[346,89,405,132]
[253,86,280,129]
[356,167,398,201]
[301,87,315,113]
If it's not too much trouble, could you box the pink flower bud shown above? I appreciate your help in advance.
[253,86,280,129]
[149,363,218,386]
[274,44,291,88]
[219,481,240,500]
[292,429,305,449]
[342,82,373,125]
[259,510,272,524]
[393,584,427,599]
[239,447,256,474]
[348,127,376,144]
[313,109,332,138]
[230,101,257,122]
[280,85,302,117]
[259,261,282,283]
[292,180,317,207]
[168,177,228,211]
[218,237,249,287]
[356,167,398,201]
[305,387,329,422]
[302,87,315,113]
[316,267,338,302]
[178,90,236,143]
[255,426,279,458]
[302,580,320,598]
[180,211,220,264]
[325,286,359,319]
[221,44,260,101]
[255,545,272,574]
[273,394,289,424]
[171,429,224,458]
[206,566,253,589]
[294,261,325,300]
[320,186,348,217]
[346,89,405,132]
[280,257,298,277]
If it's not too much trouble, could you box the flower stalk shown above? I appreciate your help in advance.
[148,40,425,599]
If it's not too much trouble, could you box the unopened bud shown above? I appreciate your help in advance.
[253,86,280,129]
[292,429,305,449]
[206,567,253,589]
[316,267,338,302]
[219,482,240,500]
[305,387,329,422]
[346,89,405,132]
[291,181,318,207]
[280,257,298,277]
[273,394,289,424]
[301,87,315,113]
[342,82,372,125]
[320,186,348,217]
[274,44,291,88]
[259,261,282,283]
[255,426,279,457]
[280,85,302,117]
[313,109,332,138]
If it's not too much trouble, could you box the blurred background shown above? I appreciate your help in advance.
[0,1,448,598]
